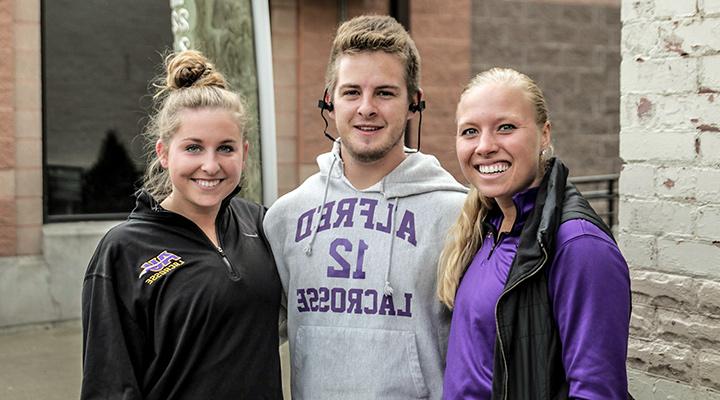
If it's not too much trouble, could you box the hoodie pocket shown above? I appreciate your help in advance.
[293,325,430,399]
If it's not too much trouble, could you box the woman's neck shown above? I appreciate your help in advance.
[161,196,220,247]
[495,197,517,233]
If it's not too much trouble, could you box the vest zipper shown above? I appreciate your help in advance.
[494,240,549,400]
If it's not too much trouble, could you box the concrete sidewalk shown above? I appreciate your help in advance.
[0,320,291,399]
[0,321,82,400]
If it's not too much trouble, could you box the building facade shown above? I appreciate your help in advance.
[5,0,718,397]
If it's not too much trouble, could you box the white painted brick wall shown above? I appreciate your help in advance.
[620,131,697,161]
[673,18,720,55]
[630,304,658,337]
[697,169,720,202]
[620,164,656,198]
[630,270,697,308]
[655,166,697,199]
[619,199,694,235]
[696,205,720,239]
[656,238,720,278]
[654,0,697,19]
[697,280,720,316]
[615,0,720,393]
[697,351,720,388]
[621,57,698,93]
[699,133,720,163]
[621,0,655,22]
[628,338,694,377]
[700,55,720,89]
[704,0,720,15]
[620,233,656,267]
[657,310,720,346]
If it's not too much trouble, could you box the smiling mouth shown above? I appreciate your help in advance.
[475,162,510,175]
[354,125,382,133]
[192,179,222,188]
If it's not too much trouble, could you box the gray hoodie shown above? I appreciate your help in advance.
[264,141,467,399]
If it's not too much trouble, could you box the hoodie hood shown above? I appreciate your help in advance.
[263,140,467,399]
[317,139,467,198]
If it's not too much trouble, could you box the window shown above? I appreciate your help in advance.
[42,0,173,220]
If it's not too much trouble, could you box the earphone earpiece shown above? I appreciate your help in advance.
[409,100,425,113]
[318,89,336,142]
[317,99,334,112]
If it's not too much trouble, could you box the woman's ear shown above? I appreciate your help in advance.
[242,140,249,169]
[541,121,552,149]
[155,139,168,169]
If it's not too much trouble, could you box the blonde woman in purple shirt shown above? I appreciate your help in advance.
[438,68,632,399]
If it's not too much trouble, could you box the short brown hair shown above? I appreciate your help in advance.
[325,15,421,102]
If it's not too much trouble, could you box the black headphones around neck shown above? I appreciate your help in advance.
[317,89,425,151]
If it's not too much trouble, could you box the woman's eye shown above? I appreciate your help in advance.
[185,144,202,153]
[217,144,235,153]
[460,128,478,136]
[498,124,517,133]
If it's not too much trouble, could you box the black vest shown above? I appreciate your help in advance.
[490,158,621,400]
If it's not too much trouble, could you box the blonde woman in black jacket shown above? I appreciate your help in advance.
[81,50,282,400]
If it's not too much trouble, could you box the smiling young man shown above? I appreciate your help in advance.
[263,15,467,400]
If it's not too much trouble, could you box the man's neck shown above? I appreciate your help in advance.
[342,148,407,190]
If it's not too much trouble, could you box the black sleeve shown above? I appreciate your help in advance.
[81,245,146,400]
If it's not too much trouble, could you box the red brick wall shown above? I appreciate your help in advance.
[0,0,17,256]
[471,0,622,177]
[411,0,472,181]
[271,0,471,193]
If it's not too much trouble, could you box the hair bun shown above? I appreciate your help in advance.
[174,63,212,88]
[163,50,227,92]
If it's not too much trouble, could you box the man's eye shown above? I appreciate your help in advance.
[342,89,360,96]
[498,124,517,133]
[218,145,235,153]
[378,90,395,97]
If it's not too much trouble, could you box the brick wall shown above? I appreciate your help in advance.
[0,0,40,256]
[270,0,471,194]
[0,0,16,256]
[471,0,622,178]
[13,0,42,255]
[411,0,471,180]
[620,0,720,396]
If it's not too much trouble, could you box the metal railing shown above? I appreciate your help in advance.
[568,173,620,229]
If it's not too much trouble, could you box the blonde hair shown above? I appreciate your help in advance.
[142,50,247,202]
[437,67,552,309]
[325,15,421,102]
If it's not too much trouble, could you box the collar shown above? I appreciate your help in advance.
[485,186,540,236]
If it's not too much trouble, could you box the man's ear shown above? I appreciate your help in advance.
[156,139,168,169]
[408,88,425,120]
[326,91,336,120]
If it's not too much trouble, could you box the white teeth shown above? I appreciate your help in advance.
[476,163,510,174]
[357,126,380,131]
[195,179,221,188]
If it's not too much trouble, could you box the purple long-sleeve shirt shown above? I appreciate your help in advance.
[443,188,630,399]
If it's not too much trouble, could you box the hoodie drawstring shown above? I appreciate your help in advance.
[303,155,339,256]
[382,197,399,297]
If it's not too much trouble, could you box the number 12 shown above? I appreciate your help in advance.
[327,238,368,279]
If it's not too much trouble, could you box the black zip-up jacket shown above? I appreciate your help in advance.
[81,189,283,400]
[491,158,629,400]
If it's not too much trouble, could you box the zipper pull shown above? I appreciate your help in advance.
[217,246,240,281]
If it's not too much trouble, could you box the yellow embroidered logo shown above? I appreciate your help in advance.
[139,250,186,285]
